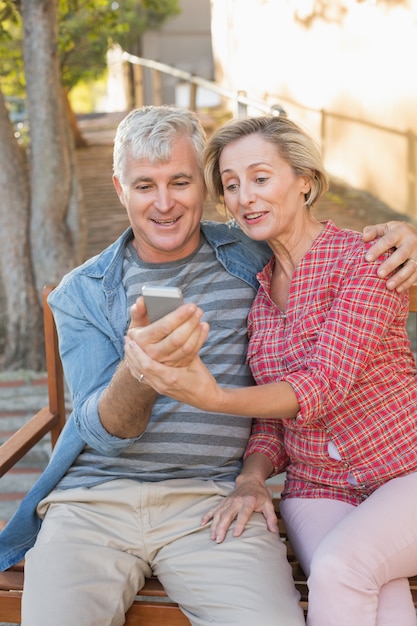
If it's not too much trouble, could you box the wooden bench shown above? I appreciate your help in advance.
[1,283,417,624]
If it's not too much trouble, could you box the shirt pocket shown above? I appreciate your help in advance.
[204,285,254,331]
[247,308,327,381]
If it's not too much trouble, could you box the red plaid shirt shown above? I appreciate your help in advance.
[244,221,417,505]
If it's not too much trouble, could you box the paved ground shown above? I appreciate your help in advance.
[1,110,416,530]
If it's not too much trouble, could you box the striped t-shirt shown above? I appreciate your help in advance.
[60,235,257,486]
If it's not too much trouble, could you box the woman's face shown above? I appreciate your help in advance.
[219,133,311,246]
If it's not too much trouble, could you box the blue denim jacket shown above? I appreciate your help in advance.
[0,222,270,570]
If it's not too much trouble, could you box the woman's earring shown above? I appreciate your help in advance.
[226,209,237,229]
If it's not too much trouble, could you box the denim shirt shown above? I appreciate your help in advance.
[0,222,270,570]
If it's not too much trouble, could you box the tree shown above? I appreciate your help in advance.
[0,87,43,369]
[0,0,78,370]
[0,0,180,370]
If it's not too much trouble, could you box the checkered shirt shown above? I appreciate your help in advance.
[244,221,417,505]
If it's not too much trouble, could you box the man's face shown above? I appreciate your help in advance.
[113,136,206,263]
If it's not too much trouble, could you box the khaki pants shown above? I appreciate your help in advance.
[22,478,304,626]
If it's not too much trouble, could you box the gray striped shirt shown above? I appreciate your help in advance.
[62,235,256,485]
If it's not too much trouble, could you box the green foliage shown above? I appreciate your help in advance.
[0,1,25,96]
[0,0,18,35]
[58,0,122,89]
[0,0,181,94]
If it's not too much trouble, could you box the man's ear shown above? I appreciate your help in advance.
[113,174,125,205]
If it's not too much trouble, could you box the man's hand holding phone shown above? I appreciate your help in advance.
[127,285,209,368]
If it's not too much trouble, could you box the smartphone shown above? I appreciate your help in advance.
[142,285,184,323]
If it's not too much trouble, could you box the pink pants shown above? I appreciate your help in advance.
[280,471,417,626]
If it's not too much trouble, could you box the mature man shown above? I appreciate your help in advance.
[1,105,416,626]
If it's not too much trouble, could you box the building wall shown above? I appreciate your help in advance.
[210,0,417,219]
[142,0,214,106]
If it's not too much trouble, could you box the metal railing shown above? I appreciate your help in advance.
[121,51,286,119]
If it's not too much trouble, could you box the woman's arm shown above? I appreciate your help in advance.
[124,337,300,418]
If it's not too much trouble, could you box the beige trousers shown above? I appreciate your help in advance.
[22,478,304,626]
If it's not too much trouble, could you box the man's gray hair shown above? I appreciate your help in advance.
[113,105,207,182]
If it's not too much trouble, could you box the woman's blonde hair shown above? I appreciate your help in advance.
[203,116,329,215]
